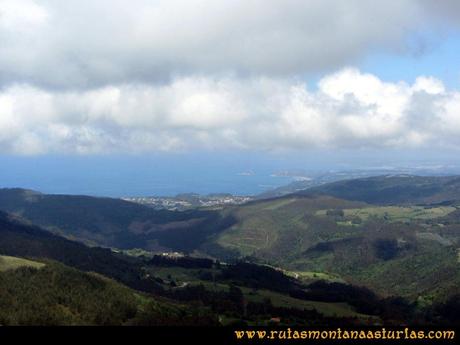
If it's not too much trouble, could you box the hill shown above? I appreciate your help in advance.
[300,175,460,205]
[0,205,457,325]
[0,188,234,253]
[1,178,459,308]
[202,194,460,303]
[0,258,215,326]
[0,211,160,292]
[0,213,388,326]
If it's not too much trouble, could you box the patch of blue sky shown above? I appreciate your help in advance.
[360,30,460,89]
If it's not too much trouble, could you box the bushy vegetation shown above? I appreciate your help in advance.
[220,262,298,293]
[0,211,160,292]
[0,262,216,326]
[0,188,235,253]
[148,257,460,326]
[164,283,336,326]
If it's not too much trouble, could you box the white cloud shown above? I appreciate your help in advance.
[0,0,457,88]
[412,76,446,94]
[0,0,49,32]
[0,69,459,155]
[437,93,460,134]
[1,1,459,155]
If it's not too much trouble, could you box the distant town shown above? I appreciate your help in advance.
[122,193,253,210]
[121,165,460,211]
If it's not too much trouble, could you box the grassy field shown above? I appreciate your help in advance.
[315,206,456,223]
[243,287,371,318]
[0,255,45,272]
[257,263,346,284]
[284,270,345,283]
[196,280,371,319]
[149,264,373,319]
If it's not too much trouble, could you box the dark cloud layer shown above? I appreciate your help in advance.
[0,0,457,89]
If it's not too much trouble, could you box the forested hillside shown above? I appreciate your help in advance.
[0,188,234,252]
[0,260,216,326]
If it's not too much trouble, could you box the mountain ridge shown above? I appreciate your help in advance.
[297,175,460,205]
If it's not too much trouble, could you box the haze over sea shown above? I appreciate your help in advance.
[2,149,460,197]
[0,153,295,197]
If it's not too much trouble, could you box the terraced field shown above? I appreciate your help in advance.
[215,196,365,260]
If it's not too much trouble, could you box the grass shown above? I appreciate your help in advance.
[285,270,345,283]
[216,213,280,256]
[215,198,456,260]
[0,255,45,272]
[216,198,320,258]
[150,265,373,319]
[217,198,458,262]
[242,288,372,319]
[342,206,455,222]
[197,280,371,319]
[257,263,345,283]
[260,198,297,211]
[287,253,336,273]
[211,197,460,305]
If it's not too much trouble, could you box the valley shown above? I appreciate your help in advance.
[0,175,459,326]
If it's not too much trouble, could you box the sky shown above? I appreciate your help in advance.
[1,0,460,196]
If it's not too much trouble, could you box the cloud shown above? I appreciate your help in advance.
[419,0,460,24]
[0,0,48,31]
[0,0,458,89]
[0,69,459,155]
[1,1,459,155]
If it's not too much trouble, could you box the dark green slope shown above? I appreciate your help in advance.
[0,259,216,326]
[0,188,234,252]
[0,211,158,292]
[300,175,460,205]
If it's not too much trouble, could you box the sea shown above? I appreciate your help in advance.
[0,153,296,197]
